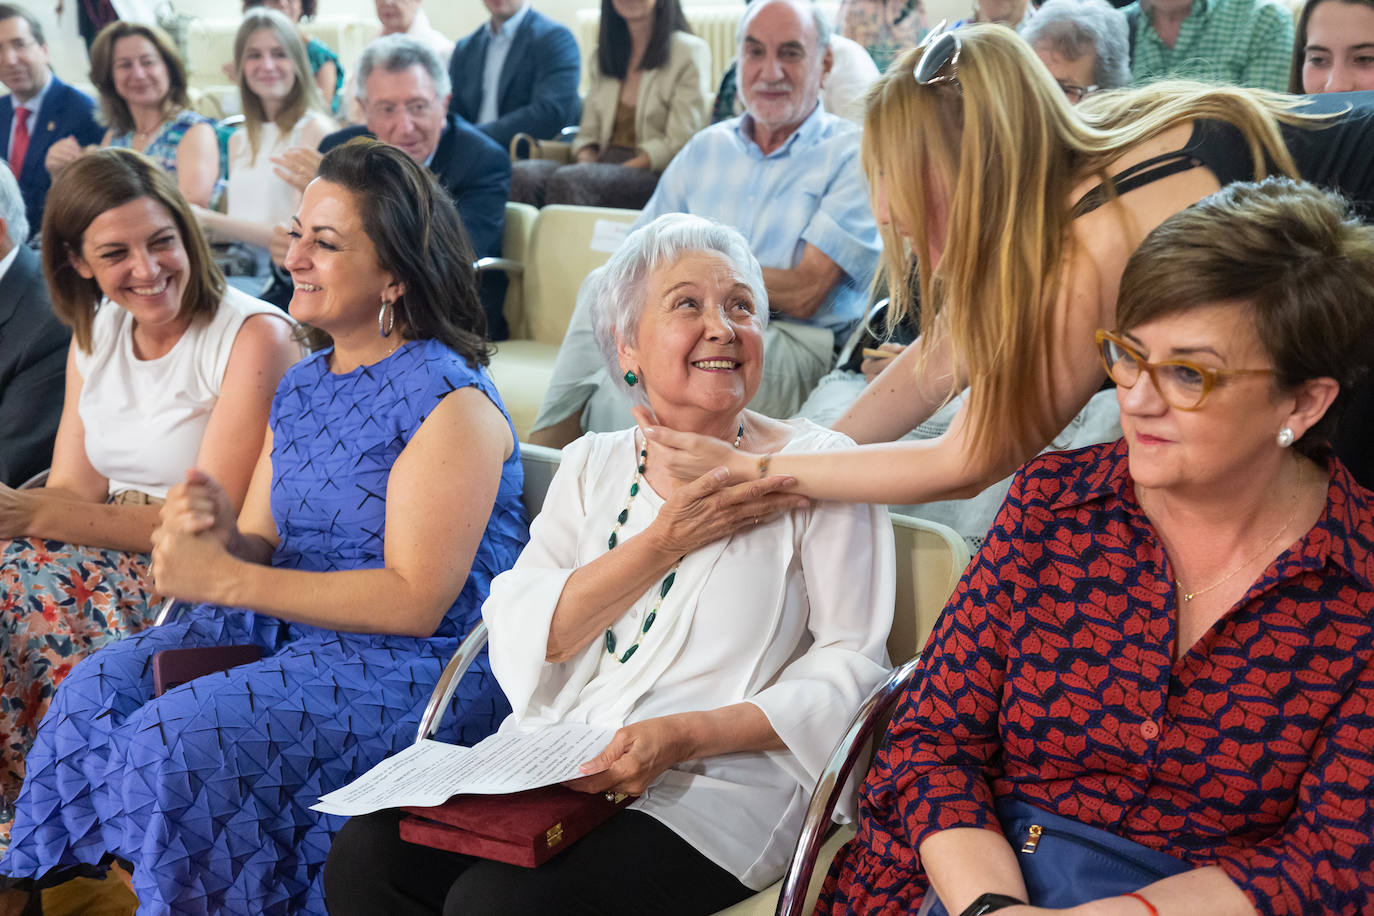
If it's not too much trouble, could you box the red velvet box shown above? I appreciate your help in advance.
[152,644,262,696]
[399,785,635,867]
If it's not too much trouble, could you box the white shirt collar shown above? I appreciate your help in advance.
[487,3,531,39]
[0,243,20,285]
[15,70,53,115]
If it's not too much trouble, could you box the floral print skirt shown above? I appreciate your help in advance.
[0,536,156,849]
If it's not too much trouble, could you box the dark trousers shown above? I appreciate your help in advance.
[324,807,754,916]
[509,160,661,210]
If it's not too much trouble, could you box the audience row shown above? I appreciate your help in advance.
[1,0,1374,914]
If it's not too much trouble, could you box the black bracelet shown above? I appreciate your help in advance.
[957,892,1027,916]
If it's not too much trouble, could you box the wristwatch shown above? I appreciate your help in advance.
[957,892,1027,916]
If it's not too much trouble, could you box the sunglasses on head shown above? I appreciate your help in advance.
[913,21,962,86]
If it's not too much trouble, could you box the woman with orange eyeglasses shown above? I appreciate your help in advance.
[823,178,1374,916]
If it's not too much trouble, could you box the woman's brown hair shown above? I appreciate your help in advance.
[41,148,225,352]
[311,139,491,366]
[1117,178,1374,459]
[1288,0,1374,92]
[89,21,192,136]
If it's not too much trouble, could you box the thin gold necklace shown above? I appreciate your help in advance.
[1173,460,1304,603]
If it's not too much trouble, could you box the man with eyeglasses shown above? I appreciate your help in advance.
[309,35,511,337]
[0,3,103,236]
[529,0,882,447]
[1018,0,1131,104]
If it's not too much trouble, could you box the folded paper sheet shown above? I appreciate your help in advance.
[312,723,618,816]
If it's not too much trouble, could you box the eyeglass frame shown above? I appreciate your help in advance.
[1094,329,1275,411]
[1055,79,1098,103]
[913,21,962,86]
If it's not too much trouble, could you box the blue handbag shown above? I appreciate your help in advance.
[922,797,1190,915]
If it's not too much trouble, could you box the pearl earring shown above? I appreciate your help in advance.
[1277,427,1295,448]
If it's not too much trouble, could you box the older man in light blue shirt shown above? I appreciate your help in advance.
[530,0,881,445]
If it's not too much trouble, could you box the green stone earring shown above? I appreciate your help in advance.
[624,370,638,387]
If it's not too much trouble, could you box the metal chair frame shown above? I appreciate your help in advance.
[771,658,919,915]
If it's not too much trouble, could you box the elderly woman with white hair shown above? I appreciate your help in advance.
[1020,0,1131,102]
[323,213,896,916]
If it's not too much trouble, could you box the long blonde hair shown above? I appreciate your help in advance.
[864,24,1308,456]
[234,8,324,164]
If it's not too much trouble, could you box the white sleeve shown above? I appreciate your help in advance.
[482,435,601,722]
[747,496,894,802]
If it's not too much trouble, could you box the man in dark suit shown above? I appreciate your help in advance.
[317,35,513,338]
[0,164,68,488]
[448,0,581,150]
[0,4,104,236]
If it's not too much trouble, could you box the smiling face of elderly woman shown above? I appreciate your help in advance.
[617,250,766,430]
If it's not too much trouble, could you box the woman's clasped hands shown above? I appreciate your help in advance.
[149,468,240,604]
[44,136,96,176]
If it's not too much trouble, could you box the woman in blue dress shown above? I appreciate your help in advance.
[0,139,528,915]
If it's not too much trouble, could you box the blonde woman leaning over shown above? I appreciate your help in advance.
[641,25,1374,502]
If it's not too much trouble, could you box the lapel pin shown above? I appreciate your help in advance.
[47,121,56,131]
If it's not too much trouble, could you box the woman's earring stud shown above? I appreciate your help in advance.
[624,370,638,387]
[1277,427,1295,448]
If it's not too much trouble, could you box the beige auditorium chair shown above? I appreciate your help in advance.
[484,205,641,441]
[478,201,540,339]
[416,508,972,916]
[717,513,971,915]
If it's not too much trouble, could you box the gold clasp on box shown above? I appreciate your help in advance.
[546,823,564,848]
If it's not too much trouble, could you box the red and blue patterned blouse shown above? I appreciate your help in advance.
[820,439,1374,916]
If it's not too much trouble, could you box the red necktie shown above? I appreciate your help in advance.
[10,107,30,177]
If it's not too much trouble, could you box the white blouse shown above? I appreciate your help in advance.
[226,111,334,233]
[75,287,290,499]
[483,422,895,890]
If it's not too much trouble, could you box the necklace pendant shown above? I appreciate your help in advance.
[604,629,616,653]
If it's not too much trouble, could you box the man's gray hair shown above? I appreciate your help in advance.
[354,34,451,103]
[737,0,834,53]
[0,165,28,247]
[1019,0,1130,90]
[591,213,769,405]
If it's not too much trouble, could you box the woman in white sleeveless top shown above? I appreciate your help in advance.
[0,149,300,850]
[195,8,335,294]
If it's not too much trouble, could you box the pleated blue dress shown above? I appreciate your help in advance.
[0,339,528,914]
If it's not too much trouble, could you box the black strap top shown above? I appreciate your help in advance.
[1071,94,1374,221]
[1070,150,1204,219]
[1069,117,1259,219]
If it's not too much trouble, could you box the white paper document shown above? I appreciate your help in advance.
[312,723,617,817]
[588,219,632,253]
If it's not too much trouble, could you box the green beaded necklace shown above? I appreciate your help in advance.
[604,424,743,664]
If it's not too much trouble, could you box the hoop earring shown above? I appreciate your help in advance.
[623,369,638,387]
[1277,427,1295,448]
[378,299,395,338]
